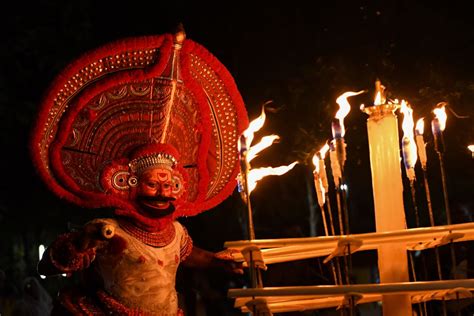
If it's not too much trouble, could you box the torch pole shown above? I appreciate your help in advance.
[329,145,350,284]
[314,171,340,285]
[432,122,460,315]
[314,172,329,237]
[416,137,447,315]
[239,135,261,291]
[318,152,344,285]
[325,193,344,285]
[437,151,452,225]
[416,132,445,280]
[408,180,421,227]
[330,145,345,236]
[432,120,458,278]
[403,146,430,315]
[333,137,353,286]
[422,171,436,227]
[431,117,451,224]
[422,169,444,283]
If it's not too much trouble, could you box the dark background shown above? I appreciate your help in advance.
[1,1,474,315]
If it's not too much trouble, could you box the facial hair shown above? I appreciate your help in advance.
[136,195,176,218]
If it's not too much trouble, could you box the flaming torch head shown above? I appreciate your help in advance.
[248,162,298,193]
[318,143,330,190]
[415,118,427,169]
[432,105,447,133]
[237,134,249,202]
[431,104,447,153]
[237,106,298,198]
[243,107,266,148]
[312,153,320,174]
[415,118,424,136]
[399,101,417,181]
[468,145,474,158]
[333,90,366,138]
[238,108,267,202]
[312,144,329,182]
[312,153,325,207]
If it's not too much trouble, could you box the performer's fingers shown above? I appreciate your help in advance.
[80,222,115,251]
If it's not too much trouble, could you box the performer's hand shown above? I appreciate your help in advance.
[39,221,121,275]
[78,220,116,252]
[214,249,244,275]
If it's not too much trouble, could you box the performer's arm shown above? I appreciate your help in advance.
[37,231,97,276]
[182,246,243,275]
[37,219,118,277]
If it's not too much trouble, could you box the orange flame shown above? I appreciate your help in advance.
[468,145,474,153]
[373,80,386,105]
[240,107,298,194]
[243,107,266,148]
[334,90,366,137]
[400,101,415,139]
[374,92,382,106]
[312,143,330,174]
[319,143,330,159]
[312,153,320,174]
[415,118,424,135]
[433,105,447,131]
[311,157,326,205]
[248,162,298,193]
[247,135,280,162]
[399,100,417,169]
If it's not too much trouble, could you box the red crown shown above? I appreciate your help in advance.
[30,28,248,216]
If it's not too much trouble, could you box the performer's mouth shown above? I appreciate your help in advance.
[137,196,176,217]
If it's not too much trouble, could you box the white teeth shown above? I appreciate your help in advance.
[152,201,167,207]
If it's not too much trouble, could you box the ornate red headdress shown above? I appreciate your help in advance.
[30,26,248,217]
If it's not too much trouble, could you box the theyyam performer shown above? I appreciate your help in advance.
[31,25,248,315]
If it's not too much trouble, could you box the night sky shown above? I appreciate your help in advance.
[1,1,474,315]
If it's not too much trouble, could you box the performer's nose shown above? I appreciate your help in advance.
[155,186,163,195]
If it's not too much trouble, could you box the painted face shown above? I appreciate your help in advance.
[136,167,176,217]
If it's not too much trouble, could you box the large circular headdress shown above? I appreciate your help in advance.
[30,27,248,216]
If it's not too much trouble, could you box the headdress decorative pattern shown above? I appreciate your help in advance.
[129,153,177,174]
[30,29,248,216]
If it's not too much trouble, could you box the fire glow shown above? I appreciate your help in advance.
[374,91,383,106]
[415,118,424,136]
[248,162,298,193]
[433,105,447,132]
[247,135,280,162]
[431,102,447,137]
[400,100,418,171]
[415,118,427,169]
[312,143,330,174]
[241,107,298,194]
[333,90,366,138]
[312,143,330,205]
[431,103,448,154]
[243,107,266,148]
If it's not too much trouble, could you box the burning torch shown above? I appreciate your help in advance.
[328,90,365,288]
[238,107,298,289]
[330,90,365,236]
[313,143,341,285]
[399,101,421,227]
[431,103,451,224]
[431,103,458,285]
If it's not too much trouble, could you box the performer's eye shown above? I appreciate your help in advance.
[146,182,157,188]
